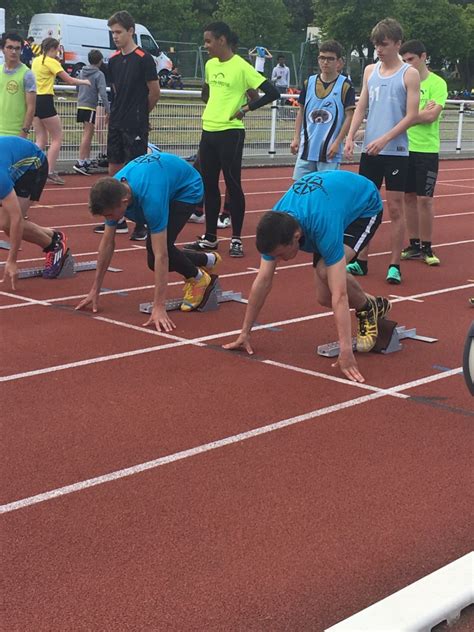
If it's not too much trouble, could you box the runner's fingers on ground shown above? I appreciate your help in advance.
[75,292,99,313]
[1,262,17,290]
[143,310,176,332]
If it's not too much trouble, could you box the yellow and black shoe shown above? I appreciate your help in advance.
[180,270,217,312]
[356,296,392,353]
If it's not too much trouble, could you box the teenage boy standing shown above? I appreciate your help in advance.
[399,39,448,266]
[93,11,160,241]
[344,18,420,285]
[291,40,355,178]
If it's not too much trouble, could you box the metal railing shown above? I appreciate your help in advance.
[41,86,474,163]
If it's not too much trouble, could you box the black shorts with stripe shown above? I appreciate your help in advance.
[312,212,383,266]
[76,108,97,124]
[14,158,49,201]
[405,151,439,197]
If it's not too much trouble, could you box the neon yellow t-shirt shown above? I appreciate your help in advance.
[31,55,63,95]
[408,71,448,153]
[202,55,264,132]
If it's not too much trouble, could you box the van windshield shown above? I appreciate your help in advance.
[140,34,159,56]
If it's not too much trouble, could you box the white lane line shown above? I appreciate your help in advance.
[439,181,474,190]
[389,294,424,303]
[1,239,471,310]
[1,282,472,382]
[0,366,462,515]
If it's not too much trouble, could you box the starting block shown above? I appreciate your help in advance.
[317,318,438,357]
[0,240,11,250]
[3,250,122,280]
[139,280,244,313]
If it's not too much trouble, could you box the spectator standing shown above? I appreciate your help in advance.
[399,39,448,267]
[0,32,36,138]
[185,22,279,257]
[20,36,34,67]
[291,40,355,179]
[73,49,110,175]
[92,10,160,241]
[31,37,90,185]
[249,46,272,76]
[271,54,290,99]
[344,18,420,285]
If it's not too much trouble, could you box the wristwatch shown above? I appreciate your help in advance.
[21,127,30,135]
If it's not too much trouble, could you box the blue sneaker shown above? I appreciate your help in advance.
[346,260,367,276]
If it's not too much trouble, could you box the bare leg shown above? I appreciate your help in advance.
[314,247,370,310]
[418,196,434,242]
[41,115,63,173]
[0,201,54,249]
[79,122,95,161]
[33,117,48,150]
[404,191,419,238]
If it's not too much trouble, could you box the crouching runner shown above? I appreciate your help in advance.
[0,136,68,289]
[76,150,221,331]
[224,170,391,382]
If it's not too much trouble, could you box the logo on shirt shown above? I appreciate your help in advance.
[309,108,333,124]
[210,72,230,88]
[292,175,328,196]
[6,80,19,94]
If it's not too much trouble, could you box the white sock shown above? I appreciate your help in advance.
[205,253,216,267]
[194,269,203,281]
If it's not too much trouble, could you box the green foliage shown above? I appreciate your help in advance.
[214,0,291,48]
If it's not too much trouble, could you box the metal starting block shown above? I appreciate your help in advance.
[6,250,122,280]
[139,280,243,314]
[317,318,438,357]
[0,240,11,250]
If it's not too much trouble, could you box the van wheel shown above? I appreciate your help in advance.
[71,63,85,78]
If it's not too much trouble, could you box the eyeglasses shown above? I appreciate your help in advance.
[318,55,338,63]
[4,45,22,51]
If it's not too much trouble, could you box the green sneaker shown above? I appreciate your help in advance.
[401,244,421,260]
[422,247,440,266]
[346,260,367,276]
[386,265,401,285]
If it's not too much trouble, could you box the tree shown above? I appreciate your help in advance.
[214,0,290,49]
[3,0,55,32]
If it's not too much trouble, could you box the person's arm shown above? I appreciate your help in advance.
[147,79,160,112]
[290,105,304,154]
[142,230,176,332]
[231,80,280,120]
[97,73,110,115]
[344,64,372,158]
[271,67,278,83]
[223,258,277,354]
[326,257,364,382]
[264,49,273,59]
[75,225,116,313]
[248,47,257,57]
[327,108,354,159]
[415,102,443,124]
[21,91,36,136]
[365,66,420,156]
[201,82,209,103]
[0,190,24,290]
[57,70,90,87]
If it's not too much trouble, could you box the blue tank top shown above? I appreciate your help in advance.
[363,62,409,156]
[301,73,346,163]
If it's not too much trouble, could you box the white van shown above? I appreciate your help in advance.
[28,13,172,80]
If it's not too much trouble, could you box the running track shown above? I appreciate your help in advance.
[1,161,473,631]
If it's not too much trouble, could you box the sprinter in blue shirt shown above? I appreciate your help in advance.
[0,136,69,288]
[224,170,391,383]
[76,150,221,331]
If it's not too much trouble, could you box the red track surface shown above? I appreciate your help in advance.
[1,160,474,631]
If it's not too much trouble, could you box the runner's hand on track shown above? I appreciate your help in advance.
[143,305,176,332]
[75,290,100,313]
[223,333,254,355]
[1,261,17,290]
[332,350,365,383]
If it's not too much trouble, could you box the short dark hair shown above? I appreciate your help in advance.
[89,177,126,216]
[88,49,103,65]
[256,211,300,254]
[3,32,24,45]
[400,39,426,57]
[204,21,239,49]
[371,18,403,45]
[277,54,285,60]
[108,11,135,31]
[319,40,343,59]
[27,36,34,43]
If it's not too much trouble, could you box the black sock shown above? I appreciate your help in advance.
[356,259,368,274]
[204,233,217,242]
[389,264,400,271]
[43,231,60,252]
[410,238,420,248]
[421,240,431,250]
